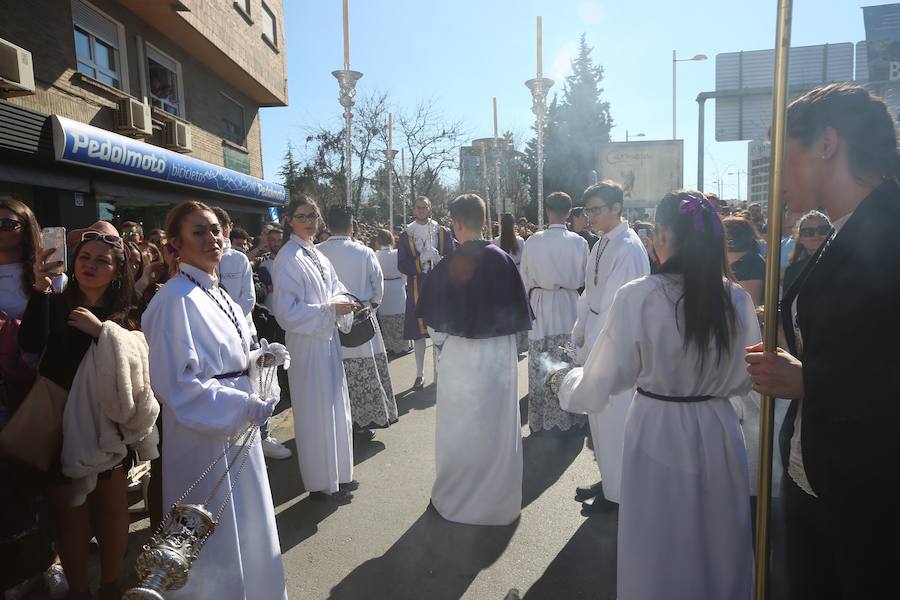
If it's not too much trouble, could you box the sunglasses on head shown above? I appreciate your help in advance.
[0,218,23,232]
[82,231,123,246]
[799,225,831,238]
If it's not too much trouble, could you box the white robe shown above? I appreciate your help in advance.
[375,247,406,316]
[431,332,522,526]
[572,222,650,502]
[490,235,525,267]
[218,239,257,338]
[559,275,760,600]
[271,235,354,493]
[142,263,286,600]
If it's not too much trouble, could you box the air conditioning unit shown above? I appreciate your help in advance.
[0,38,35,98]
[163,120,192,153]
[115,97,152,137]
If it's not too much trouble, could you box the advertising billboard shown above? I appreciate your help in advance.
[596,140,683,209]
[863,4,900,83]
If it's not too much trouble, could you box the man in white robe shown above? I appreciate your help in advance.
[418,194,532,526]
[570,181,650,512]
[520,192,589,433]
[317,206,398,434]
[271,202,356,502]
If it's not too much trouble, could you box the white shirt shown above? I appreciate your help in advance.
[788,211,850,497]
[317,235,384,306]
[0,263,29,320]
[406,219,442,272]
[218,239,256,336]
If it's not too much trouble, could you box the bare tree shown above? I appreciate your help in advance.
[397,99,465,208]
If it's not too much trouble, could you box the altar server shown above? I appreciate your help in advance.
[270,195,357,503]
[418,194,532,526]
[397,196,456,389]
[571,182,650,512]
[519,192,588,432]
[557,191,758,600]
[373,228,410,355]
[142,201,287,600]
[318,207,397,433]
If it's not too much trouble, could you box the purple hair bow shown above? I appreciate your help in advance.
[678,193,723,237]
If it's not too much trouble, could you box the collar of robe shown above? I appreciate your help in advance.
[179,263,218,289]
[548,224,567,230]
[291,233,314,247]
[604,221,628,240]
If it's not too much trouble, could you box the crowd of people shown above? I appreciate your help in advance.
[1,82,898,600]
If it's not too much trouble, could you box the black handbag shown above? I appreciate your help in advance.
[339,294,376,348]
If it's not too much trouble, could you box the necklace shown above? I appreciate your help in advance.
[180,270,244,343]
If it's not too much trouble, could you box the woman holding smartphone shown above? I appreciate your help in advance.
[19,221,137,600]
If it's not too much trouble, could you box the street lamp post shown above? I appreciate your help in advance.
[626,130,646,142]
[672,51,707,139]
[728,169,746,202]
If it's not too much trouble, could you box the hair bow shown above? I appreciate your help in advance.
[677,193,723,237]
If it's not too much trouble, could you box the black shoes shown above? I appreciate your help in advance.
[340,480,360,491]
[309,490,353,504]
[581,496,618,515]
[412,377,425,390]
[574,481,604,502]
[354,429,376,442]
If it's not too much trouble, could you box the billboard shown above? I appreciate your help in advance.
[51,115,287,205]
[596,140,683,209]
[863,4,900,82]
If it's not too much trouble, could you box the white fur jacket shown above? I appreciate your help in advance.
[62,320,160,506]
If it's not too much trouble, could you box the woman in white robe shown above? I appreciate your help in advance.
[142,201,287,600]
[271,195,357,501]
[557,191,760,600]
[373,229,410,355]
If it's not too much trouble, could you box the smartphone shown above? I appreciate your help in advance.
[41,226,67,275]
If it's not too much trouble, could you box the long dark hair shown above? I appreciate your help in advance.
[656,190,736,367]
[0,195,40,295]
[499,213,519,255]
[64,237,136,329]
[282,194,320,243]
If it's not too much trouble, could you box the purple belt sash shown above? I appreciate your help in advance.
[637,387,714,403]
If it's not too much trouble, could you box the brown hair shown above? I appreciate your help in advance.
[448,194,486,232]
[414,196,432,208]
[282,194,320,242]
[165,200,216,242]
[788,210,831,265]
[64,236,136,330]
[375,228,394,248]
[582,180,624,213]
[0,195,40,295]
[787,83,900,181]
[545,191,573,215]
[723,216,760,254]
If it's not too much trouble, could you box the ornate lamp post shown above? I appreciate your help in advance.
[526,16,553,229]
[333,0,362,207]
[384,112,396,229]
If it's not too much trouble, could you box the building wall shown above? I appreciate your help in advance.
[0,0,270,178]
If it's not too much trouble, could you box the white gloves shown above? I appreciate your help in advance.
[420,247,440,264]
[250,338,290,370]
[246,393,278,426]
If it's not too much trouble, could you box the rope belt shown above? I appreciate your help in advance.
[636,387,714,403]
[213,369,249,380]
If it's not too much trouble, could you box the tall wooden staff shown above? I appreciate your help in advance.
[755,0,793,597]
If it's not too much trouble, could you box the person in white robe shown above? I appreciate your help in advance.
[519,192,588,432]
[418,194,532,526]
[142,202,287,600]
[555,191,758,600]
[317,207,397,432]
[570,182,650,512]
[492,212,528,354]
[271,196,358,502]
[373,228,410,355]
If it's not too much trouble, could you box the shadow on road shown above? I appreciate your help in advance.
[522,431,586,508]
[276,495,341,553]
[397,385,436,417]
[523,512,618,600]
[329,504,518,600]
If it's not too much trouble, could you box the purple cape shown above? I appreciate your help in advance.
[417,240,532,339]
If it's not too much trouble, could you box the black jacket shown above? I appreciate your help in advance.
[779,178,900,501]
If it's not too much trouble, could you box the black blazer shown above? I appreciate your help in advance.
[779,178,900,502]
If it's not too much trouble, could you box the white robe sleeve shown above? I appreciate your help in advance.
[559,285,641,414]
[733,287,763,397]
[144,295,254,435]
[271,254,340,338]
[237,254,256,317]
[571,291,589,351]
[368,248,384,307]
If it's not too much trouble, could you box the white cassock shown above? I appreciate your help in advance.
[571,222,649,502]
[519,224,588,431]
[271,234,354,494]
[142,263,287,600]
[490,235,525,267]
[560,276,760,600]
[375,247,410,354]
[218,238,257,338]
[317,236,397,430]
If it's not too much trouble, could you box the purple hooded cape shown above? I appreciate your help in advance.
[417,240,532,339]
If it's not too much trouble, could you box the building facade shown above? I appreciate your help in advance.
[747,140,770,207]
[0,0,287,233]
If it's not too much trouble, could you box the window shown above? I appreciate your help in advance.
[261,2,277,48]
[222,94,245,146]
[72,0,127,90]
[233,0,251,20]
[146,45,183,117]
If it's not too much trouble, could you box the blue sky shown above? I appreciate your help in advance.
[260,0,880,201]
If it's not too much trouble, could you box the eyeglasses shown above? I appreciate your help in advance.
[583,206,606,217]
[82,231,123,247]
[0,218,23,232]
[121,230,141,238]
[291,212,318,222]
[799,225,831,238]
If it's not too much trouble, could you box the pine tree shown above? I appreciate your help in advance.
[278,142,301,196]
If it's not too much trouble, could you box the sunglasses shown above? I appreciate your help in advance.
[799,225,831,238]
[82,231,123,247]
[121,230,141,238]
[0,218,23,232]
[291,212,318,222]
[583,206,606,217]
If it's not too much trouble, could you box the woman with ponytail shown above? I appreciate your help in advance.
[556,190,760,600]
